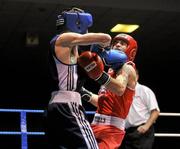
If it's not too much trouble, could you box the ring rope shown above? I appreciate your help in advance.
[0,109,179,149]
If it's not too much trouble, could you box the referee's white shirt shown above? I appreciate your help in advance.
[125,82,160,129]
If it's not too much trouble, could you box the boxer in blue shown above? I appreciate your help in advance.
[46,7,111,149]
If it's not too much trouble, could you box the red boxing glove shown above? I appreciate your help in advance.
[78,51,104,80]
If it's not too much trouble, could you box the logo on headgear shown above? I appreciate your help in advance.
[56,14,64,26]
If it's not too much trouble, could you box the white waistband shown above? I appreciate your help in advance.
[49,90,82,105]
[92,113,125,130]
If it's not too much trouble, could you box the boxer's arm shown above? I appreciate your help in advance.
[90,93,99,107]
[90,44,110,53]
[53,32,111,64]
[105,63,136,96]
[78,49,128,86]
[55,32,111,48]
[78,51,137,96]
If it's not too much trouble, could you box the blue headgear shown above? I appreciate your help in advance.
[56,7,93,34]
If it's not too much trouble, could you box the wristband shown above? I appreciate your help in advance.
[95,71,111,86]
[79,87,92,102]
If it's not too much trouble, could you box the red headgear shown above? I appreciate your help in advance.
[112,33,138,61]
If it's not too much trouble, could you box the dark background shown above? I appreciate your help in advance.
[0,0,180,148]
[0,0,180,112]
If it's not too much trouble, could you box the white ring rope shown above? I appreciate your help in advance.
[155,133,180,137]
[156,112,180,137]
[160,112,180,116]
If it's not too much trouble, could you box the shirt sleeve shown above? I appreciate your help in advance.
[144,86,160,112]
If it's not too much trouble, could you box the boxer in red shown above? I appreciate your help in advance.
[78,34,138,149]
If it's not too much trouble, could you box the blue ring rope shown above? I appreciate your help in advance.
[0,108,95,149]
[0,131,45,135]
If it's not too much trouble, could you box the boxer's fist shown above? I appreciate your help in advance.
[78,51,104,80]
[90,45,127,71]
[103,50,127,71]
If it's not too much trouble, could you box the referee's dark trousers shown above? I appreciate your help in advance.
[120,124,155,149]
